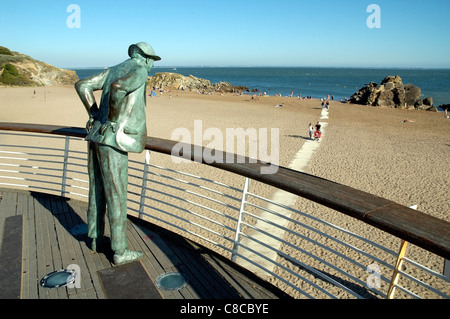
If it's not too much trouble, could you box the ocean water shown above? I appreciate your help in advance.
[73,67,450,107]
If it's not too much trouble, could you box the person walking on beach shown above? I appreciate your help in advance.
[308,123,314,139]
[315,121,321,132]
[75,42,161,265]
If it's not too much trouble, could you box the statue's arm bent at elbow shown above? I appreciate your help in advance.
[75,70,109,128]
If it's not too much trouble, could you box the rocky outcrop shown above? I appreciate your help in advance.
[350,75,425,109]
[147,72,249,93]
[0,46,78,86]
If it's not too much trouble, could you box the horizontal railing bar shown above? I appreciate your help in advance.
[63,191,88,198]
[147,169,241,204]
[0,163,64,173]
[0,123,87,138]
[237,231,366,299]
[0,171,63,182]
[0,165,87,182]
[247,192,398,257]
[143,186,238,224]
[393,284,422,299]
[234,240,336,299]
[0,131,71,140]
[0,145,65,153]
[231,250,317,299]
[0,150,65,158]
[128,166,145,174]
[66,149,88,155]
[65,156,88,162]
[64,184,89,192]
[145,174,240,212]
[128,174,143,182]
[141,191,237,234]
[0,182,60,194]
[66,177,88,183]
[243,206,395,271]
[403,257,450,283]
[148,162,242,193]
[140,209,234,253]
[64,169,87,176]
[396,269,450,299]
[0,175,64,187]
[239,218,392,291]
[0,156,65,166]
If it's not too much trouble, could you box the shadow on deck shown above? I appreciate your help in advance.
[0,188,291,300]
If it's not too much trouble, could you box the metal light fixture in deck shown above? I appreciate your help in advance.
[40,269,77,288]
[155,272,188,291]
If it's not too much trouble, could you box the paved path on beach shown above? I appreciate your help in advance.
[236,107,329,278]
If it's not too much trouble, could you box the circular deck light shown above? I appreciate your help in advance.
[40,269,76,288]
[156,272,187,291]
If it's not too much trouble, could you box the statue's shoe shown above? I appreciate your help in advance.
[113,249,143,265]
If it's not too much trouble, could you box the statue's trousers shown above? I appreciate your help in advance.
[87,141,128,252]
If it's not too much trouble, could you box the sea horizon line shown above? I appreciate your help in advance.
[66,65,450,71]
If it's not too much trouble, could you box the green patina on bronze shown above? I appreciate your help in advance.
[75,42,160,265]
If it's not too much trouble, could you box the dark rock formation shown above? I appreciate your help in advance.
[415,97,434,110]
[350,75,423,109]
[147,72,249,93]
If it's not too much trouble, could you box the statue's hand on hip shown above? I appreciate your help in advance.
[86,117,95,133]
[100,121,118,136]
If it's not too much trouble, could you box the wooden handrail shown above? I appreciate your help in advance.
[1,122,449,259]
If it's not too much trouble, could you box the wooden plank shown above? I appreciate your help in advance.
[65,199,110,299]
[19,193,39,299]
[78,237,107,299]
[34,196,59,299]
[0,215,23,299]
[97,261,162,299]
[50,198,82,298]
[43,197,67,299]
[61,201,102,298]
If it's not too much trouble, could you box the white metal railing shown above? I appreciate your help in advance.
[0,130,448,299]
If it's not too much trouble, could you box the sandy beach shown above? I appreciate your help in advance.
[0,84,449,298]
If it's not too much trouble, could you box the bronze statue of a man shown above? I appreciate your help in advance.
[75,42,160,265]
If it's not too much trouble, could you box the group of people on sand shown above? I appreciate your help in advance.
[308,121,322,140]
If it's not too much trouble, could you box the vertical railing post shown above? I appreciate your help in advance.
[444,259,450,278]
[231,177,250,262]
[61,136,70,198]
[139,150,151,219]
[386,204,417,299]
[386,240,409,299]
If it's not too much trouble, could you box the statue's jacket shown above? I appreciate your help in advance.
[83,59,148,153]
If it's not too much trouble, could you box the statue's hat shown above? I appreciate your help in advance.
[128,42,161,61]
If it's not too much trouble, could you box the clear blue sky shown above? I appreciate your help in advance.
[1,0,449,68]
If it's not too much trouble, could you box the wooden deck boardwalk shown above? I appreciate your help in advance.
[0,188,291,299]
